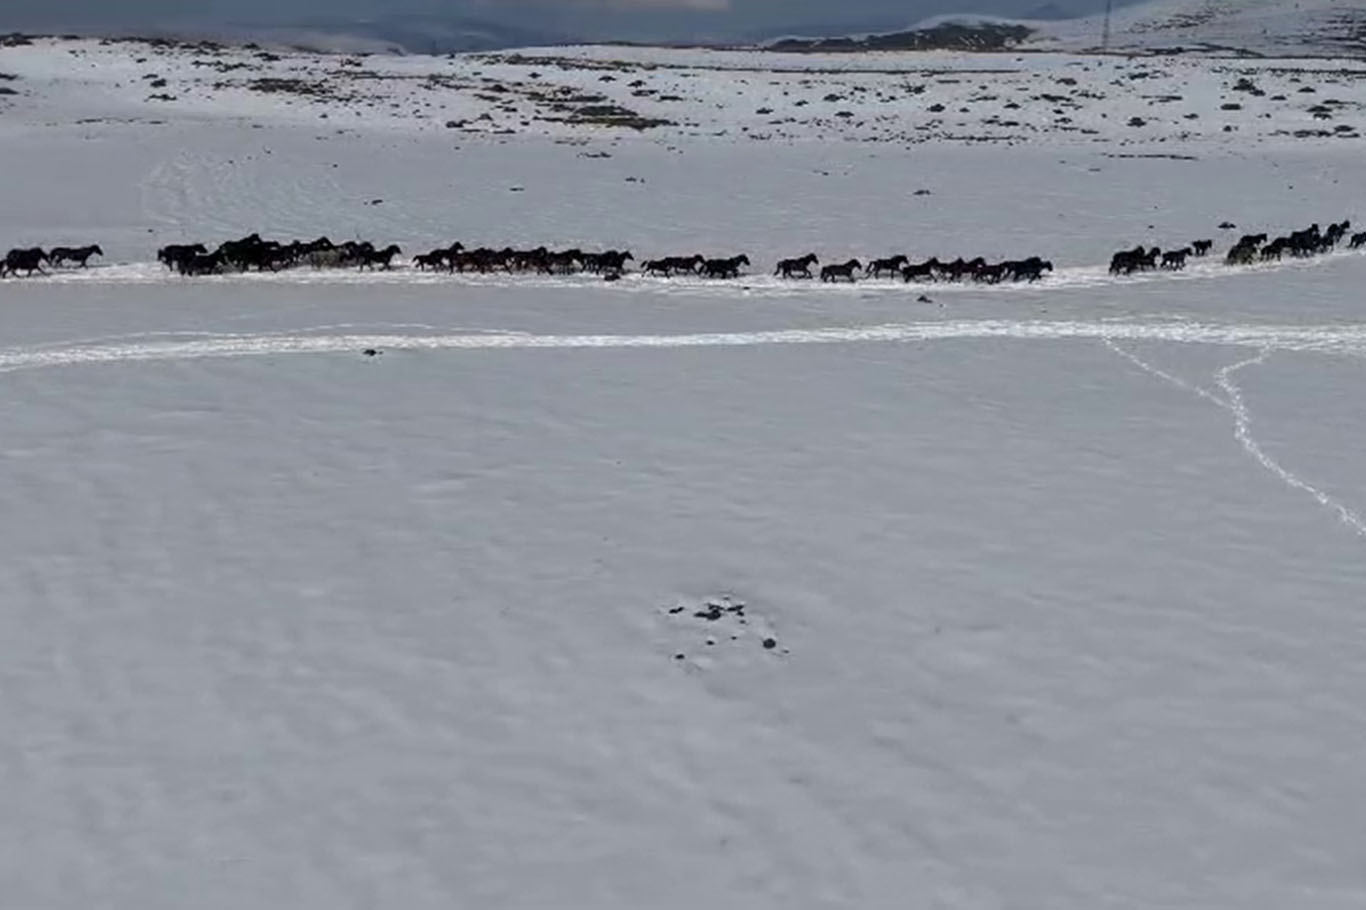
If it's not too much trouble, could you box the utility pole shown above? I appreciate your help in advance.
[1102,0,1114,52]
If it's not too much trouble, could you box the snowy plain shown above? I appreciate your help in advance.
[3,28,1366,910]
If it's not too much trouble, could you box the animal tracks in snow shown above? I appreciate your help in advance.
[1106,339,1366,539]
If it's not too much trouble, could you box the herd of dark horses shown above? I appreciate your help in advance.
[156,235,403,275]
[1109,221,1359,276]
[1109,238,1215,275]
[6,221,1364,283]
[782,254,1055,284]
[415,243,643,277]
[153,236,1052,285]
[1225,221,1357,265]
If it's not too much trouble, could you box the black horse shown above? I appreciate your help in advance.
[413,250,447,270]
[642,254,703,277]
[539,249,584,275]
[240,242,293,272]
[178,251,226,276]
[973,262,1010,284]
[2,247,49,277]
[357,244,402,270]
[701,255,750,279]
[451,247,499,273]
[158,243,208,270]
[900,258,940,282]
[595,250,634,275]
[865,255,907,278]
[1161,248,1192,270]
[939,257,987,281]
[1191,239,1214,256]
[49,244,104,268]
[1226,241,1259,265]
[820,259,862,283]
[217,233,266,271]
[1110,246,1160,276]
[1260,237,1289,261]
[1351,232,1366,249]
[775,253,818,279]
[1003,257,1053,282]
[1109,247,1141,275]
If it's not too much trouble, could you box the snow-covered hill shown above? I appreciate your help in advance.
[4,32,1366,910]
[1039,0,1366,57]
[2,34,1365,155]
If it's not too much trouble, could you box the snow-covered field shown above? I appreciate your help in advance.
[4,29,1366,910]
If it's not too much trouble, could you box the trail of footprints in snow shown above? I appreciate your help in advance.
[1105,338,1366,538]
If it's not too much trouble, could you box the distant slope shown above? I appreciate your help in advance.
[1036,0,1366,56]
[1,14,579,56]
[288,15,577,55]
[218,15,576,55]
[764,21,1035,53]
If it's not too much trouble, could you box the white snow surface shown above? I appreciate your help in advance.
[4,35,1366,910]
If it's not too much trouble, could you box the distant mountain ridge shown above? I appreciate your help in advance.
[0,13,579,56]
[765,21,1036,53]
[19,0,1362,59]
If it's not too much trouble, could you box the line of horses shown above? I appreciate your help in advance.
[415,245,760,280]
[776,254,1054,284]
[1107,220,1357,276]
[152,235,1053,286]
[414,243,644,277]
[0,244,103,277]
[1225,221,1355,265]
[157,235,403,275]
[1109,238,1214,275]
[6,221,1363,283]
